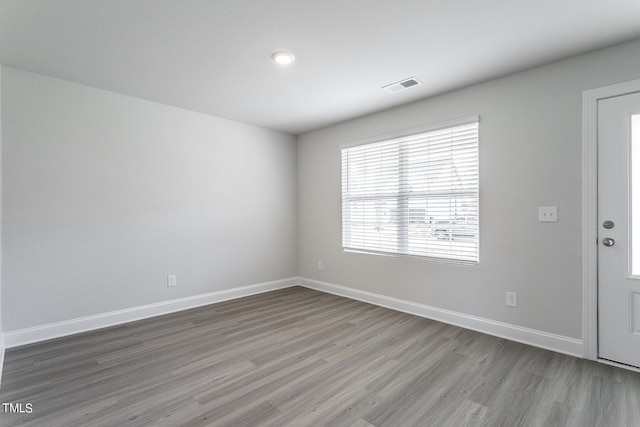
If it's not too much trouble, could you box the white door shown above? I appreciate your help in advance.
[598,91,640,368]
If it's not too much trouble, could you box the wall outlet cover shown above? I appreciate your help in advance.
[538,206,558,222]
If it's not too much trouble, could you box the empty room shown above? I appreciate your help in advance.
[1,0,640,425]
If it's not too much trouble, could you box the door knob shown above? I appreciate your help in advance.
[602,237,615,247]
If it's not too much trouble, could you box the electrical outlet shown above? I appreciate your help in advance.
[167,275,177,287]
[317,261,324,271]
[506,292,517,307]
[538,206,558,222]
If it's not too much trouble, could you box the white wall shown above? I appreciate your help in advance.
[1,66,297,332]
[297,39,640,342]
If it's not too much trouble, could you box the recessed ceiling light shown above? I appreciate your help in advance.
[271,51,295,65]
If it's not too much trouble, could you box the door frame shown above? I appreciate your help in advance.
[582,78,640,361]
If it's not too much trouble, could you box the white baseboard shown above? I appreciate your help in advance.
[299,277,583,358]
[3,277,298,349]
[3,276,584,359]
[0,334,5,388]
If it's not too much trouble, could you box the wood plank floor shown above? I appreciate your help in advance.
[1,286,639,426]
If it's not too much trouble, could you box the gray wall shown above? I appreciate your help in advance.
[1,66,297,331]
[297,39,640,340]
[0,64,4,370]
[4,37,640,345]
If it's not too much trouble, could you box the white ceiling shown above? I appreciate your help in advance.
[1,1,640,135]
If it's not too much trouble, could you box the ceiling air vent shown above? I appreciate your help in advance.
[382,77,422,93]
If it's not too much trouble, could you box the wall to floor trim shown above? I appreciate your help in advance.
[0,334,5,388]
[299,277,583,358]
[4,276,584,358]
[3,277,298,348]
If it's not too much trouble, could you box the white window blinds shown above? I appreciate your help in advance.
[341,118,479,263]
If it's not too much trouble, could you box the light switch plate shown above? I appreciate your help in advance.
[538,206,558,222]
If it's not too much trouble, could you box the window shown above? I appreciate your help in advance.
[341,117,479,263]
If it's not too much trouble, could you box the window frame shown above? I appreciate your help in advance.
[340,116,480,265]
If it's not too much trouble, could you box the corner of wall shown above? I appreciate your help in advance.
[0,63,6,387]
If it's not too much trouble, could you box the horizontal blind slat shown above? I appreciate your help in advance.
[342,120,479,263]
